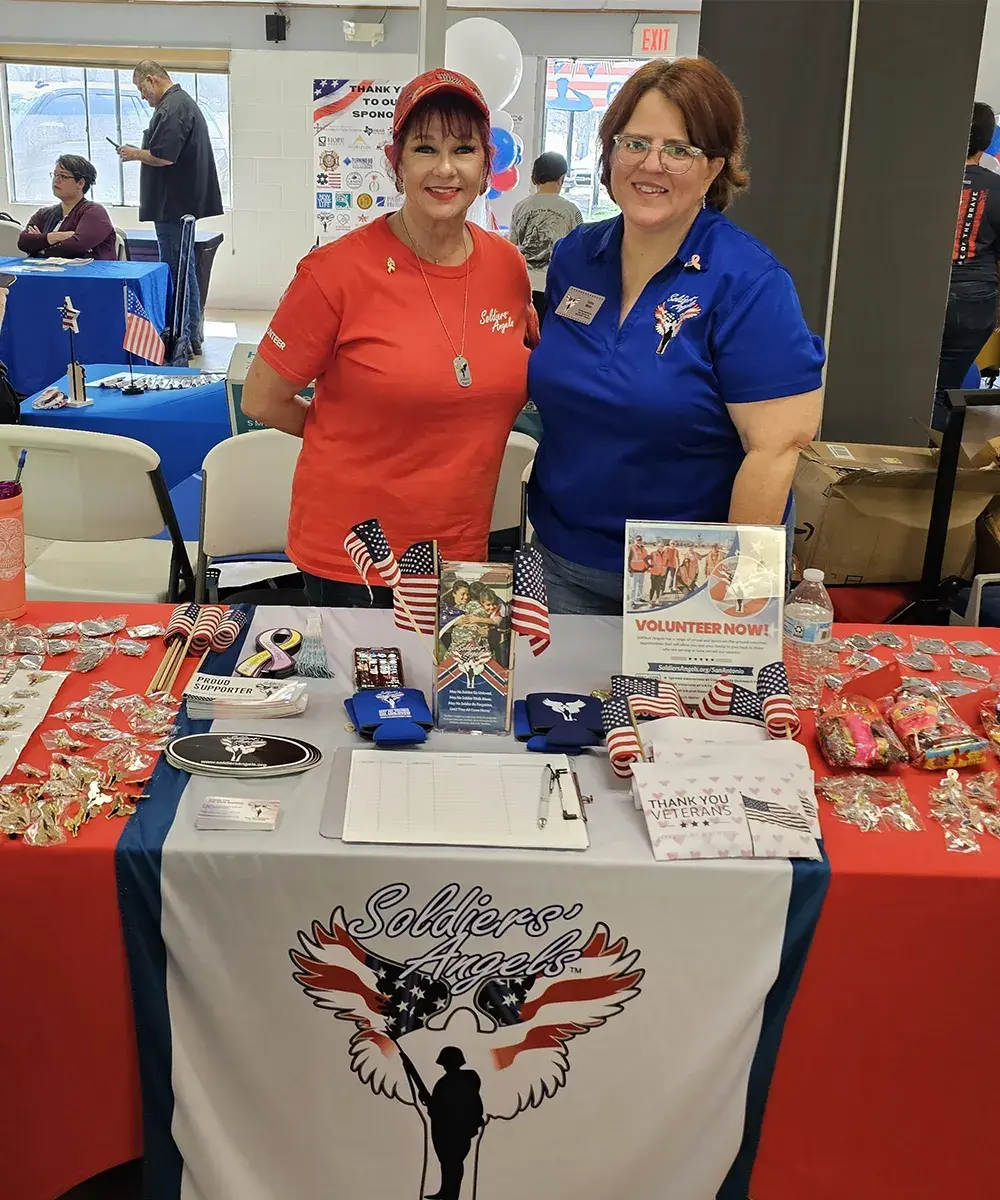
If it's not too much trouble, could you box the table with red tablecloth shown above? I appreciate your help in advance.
[3,609,1000,1200]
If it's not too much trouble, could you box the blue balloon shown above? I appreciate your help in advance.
[487,186,502,201]
[990,123,1000,157]
[490,127,517,174]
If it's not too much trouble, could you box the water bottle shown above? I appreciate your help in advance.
[783,569,834,709]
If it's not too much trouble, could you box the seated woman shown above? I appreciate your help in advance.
[18,156,117,260]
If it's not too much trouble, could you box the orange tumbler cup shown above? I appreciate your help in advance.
[0,486,27,621]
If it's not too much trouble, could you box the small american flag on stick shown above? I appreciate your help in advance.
[210,607,248,652]
[601,696,643,778]
[123,284,165,366]
[512,546,550,655]
[393,540,438,636]
[188,606,225,655]
[164,602,199,646]
[695,662,800,739]
[612,675,688,720]
[344,518,401,591]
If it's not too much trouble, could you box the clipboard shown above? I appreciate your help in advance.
[337,749,590,851]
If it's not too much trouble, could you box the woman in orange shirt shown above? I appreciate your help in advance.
[243,69,536,606]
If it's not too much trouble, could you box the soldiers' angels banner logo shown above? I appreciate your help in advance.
[290,882,643,1199]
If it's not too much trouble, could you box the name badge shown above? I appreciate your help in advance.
[555,286,606,325]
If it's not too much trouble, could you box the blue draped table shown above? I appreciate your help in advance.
[0,257,169,396]
[22,363,230,489]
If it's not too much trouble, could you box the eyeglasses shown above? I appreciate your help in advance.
[51,172,76,182]
[612,135,707,175]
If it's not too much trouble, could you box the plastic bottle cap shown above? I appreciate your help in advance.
[802,569,825,583]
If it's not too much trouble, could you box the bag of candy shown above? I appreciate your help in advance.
[815,693,908,769]
[882,682,990,770]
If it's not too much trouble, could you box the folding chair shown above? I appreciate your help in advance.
[0,426,194,602]
[197,428,302,602]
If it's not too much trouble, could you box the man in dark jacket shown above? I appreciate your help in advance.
[118,60,223,356]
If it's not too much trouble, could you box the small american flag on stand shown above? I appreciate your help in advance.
[344,518,401,590]
[393,540,438,636]
[612,675,688,720]
[188,606,225,655]
[123,285,165,366]
[512,546,550,655]
[601,696,644,779]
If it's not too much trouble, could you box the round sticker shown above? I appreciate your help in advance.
[345,171,363,189]
[357,193,373,210]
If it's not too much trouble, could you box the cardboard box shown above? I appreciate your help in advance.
[975,500,1000,577]
[794,441,1000,585]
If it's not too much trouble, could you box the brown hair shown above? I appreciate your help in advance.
[599,57,749,212]
[386,92,492,191]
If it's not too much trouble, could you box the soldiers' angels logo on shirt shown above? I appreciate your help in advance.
[290,882,642,1199]
[653,294,702,355]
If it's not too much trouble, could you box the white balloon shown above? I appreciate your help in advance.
[492,110,514,133]
[445,18,523,112]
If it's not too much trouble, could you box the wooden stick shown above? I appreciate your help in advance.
[147,639,182,695]
[161,633,195,698]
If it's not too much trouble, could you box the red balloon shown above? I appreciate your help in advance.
[492,165,520,193]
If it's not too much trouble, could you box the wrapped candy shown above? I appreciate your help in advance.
[78,616,128,637]
[898,652,937,672]
[952,640,997,657]
[816,694,908,769]
[843,651,882,672]
[979,688,1000,750]
[127,623,166,639]
[68,643,113,672]
[816,773,921,832]
[845,634,875,652]
[950,658,991,683]
[883,685,990,770]
[873,631,907,650]
[114,638,150,658]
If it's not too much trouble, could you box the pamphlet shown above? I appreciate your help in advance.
[622,521,785,704]
[434,561,514,733]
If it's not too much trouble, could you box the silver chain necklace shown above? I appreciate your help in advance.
[398,213,472,389]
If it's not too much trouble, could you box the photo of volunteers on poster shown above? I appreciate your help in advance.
[313,78,405,243]
[622,521,785,702]
[434,562,515,733]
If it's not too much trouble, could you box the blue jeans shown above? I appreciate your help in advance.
[932,280,998,431]
[301,572,393,608]
[155,219,203,349]
[535,509,797,616]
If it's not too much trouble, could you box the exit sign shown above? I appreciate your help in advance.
[632,23,679,57]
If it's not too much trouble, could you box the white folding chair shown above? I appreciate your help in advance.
[521,458,534,546]
[197,428,302,601]
[491,431,536,535]
[0,426,194,602]
[0,220,25,258]
[114,228,129,261]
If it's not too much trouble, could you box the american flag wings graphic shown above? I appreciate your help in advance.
[742,793,812,834]
[123,286,165,366]
[290,907,451,1103]
[601,696,644,778]
[344,518,401,590]
[313,78,373,127]
[612,675,688,720]
[394,540,438,636]
[756,661,800,738]
[512,546,550,655]
[470,924,643,1119]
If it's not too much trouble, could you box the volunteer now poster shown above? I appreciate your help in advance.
[622,522,785,703]
[313,78,405,242]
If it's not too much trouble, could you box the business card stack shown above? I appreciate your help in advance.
[165,732,322,778]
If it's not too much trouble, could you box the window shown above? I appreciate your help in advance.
[541,58,644,221]
[3,62,231,207]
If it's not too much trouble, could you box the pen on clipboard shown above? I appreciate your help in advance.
[538,764,553,828]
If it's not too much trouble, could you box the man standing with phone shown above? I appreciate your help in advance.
[118,60,222,357]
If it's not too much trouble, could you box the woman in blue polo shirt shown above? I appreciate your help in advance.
[528,57,825,614]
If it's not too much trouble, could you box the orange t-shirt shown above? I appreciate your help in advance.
[256,217,536,583]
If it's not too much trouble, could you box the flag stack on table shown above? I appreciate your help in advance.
[124,285,166,366]
[695,662,800,739]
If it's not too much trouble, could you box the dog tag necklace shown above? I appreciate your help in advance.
[399,213,472,388]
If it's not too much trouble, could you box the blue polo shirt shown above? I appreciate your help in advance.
[527,207,825,572]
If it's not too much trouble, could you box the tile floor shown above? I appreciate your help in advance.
[192,307,270,374]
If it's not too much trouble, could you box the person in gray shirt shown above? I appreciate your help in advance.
[509,152,582,322]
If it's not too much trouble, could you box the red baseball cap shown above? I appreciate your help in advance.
[393,68,490,135]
